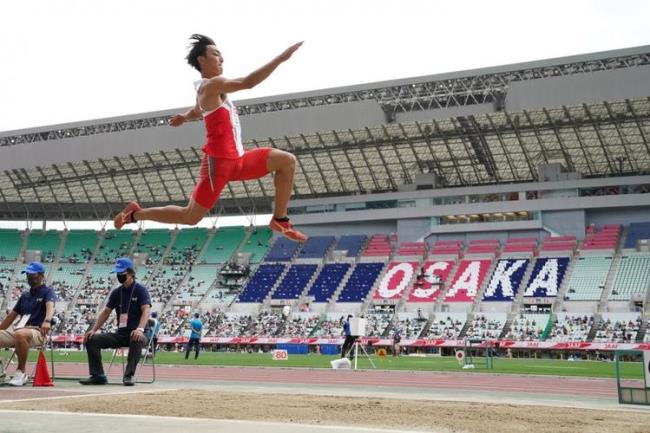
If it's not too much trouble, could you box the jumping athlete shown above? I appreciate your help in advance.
[113,34,307,242]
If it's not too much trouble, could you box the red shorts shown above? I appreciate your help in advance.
[192,147,273,209]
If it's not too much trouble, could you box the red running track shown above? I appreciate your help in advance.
[46,363,617,398]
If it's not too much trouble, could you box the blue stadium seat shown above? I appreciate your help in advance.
[624,222,650,248]
[265,238,300,262]
[298,236,335,259]
[337,262,385,302]
[308,263,351,302]
[334,235,367,258]
[238,264,285,303]
[272,264,318,299]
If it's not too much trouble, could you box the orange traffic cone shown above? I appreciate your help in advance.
[33,350,54,387]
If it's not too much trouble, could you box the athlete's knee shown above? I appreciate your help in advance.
[181,208,204,225]
[282,152,296,171]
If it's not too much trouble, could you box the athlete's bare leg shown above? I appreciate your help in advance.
[266,149,307,242]
[132,199,209,226]
[266,149,296,219]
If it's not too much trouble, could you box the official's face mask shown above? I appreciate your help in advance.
[117,273,128,284]
[27,274,41,288]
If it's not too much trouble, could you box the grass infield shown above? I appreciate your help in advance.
[10,350,643,379]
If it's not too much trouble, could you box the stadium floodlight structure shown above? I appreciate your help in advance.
[0,97,649,221]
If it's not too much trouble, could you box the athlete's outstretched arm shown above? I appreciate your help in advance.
[204,41,303,95]
[168,102,201,127]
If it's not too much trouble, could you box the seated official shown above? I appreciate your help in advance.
[0,262,56,386]
[80,257,151,386]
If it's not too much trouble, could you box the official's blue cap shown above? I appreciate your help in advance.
[112,257,134,273]
[21,261,46,275]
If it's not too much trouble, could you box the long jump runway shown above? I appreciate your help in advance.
[1,362,620,403]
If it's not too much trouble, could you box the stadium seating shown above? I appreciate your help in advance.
[95,230,134,263]
[609,253,650,300]
[265,237,300,262]
[427,313,466,339]
[565,256,612,300]
[245,311,284,337]
[238,264,285,303]
[26,230,60,262]
[363,234,392,257]
[465,314,506,339]
[297,236,335,259]
[546,314,593,342]
[373,261,418,300]
[336,262,385,302]
[407,260,454,302]
[77,264,115,304]
[582,224,620,250]
[49,263,86,301]
[393,313,428,339]
[271,264,318,299]
[201,227,245,263]
[365,311,392,336]
[0,229,22,261]
[307,263,351,302]
[593,314,641,342]
[396,242,427,257]
[158,308,190,336]
[134,229,171,264]
[482,258,529,301]
[505,314,550,341]
[0,263,16,297]
[430,240,463,256]
[334,235,367,258]
[311,315,345,338]
[281,314,320,337]
[503,237,537,255]
[523,257,570,298]
[541,236,576,253]
[466,239,499,255]
[61,230,97,263]
[149,265,188,303]
[624,222,650,249]
[444,259,491,302]
[239,227,272,263]
[167,228,208,265]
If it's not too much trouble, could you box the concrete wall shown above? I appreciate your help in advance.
[541,209,587,239]
[586,207,650,226]
[396,218,431,242]
[506,65,650,112]
[241,100,385,141]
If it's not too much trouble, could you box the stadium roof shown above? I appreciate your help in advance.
[1,97,649,220]
[1,45,649,144]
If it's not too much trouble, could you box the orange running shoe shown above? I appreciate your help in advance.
[269,218,308,243]
[113,201,142,230]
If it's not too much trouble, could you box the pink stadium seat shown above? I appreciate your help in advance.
[507,237,538,243]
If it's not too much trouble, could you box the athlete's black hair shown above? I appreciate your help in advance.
[186,34,216,72]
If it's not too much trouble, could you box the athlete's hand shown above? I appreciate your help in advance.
[168,114,186,127]
[278,41,303,62]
